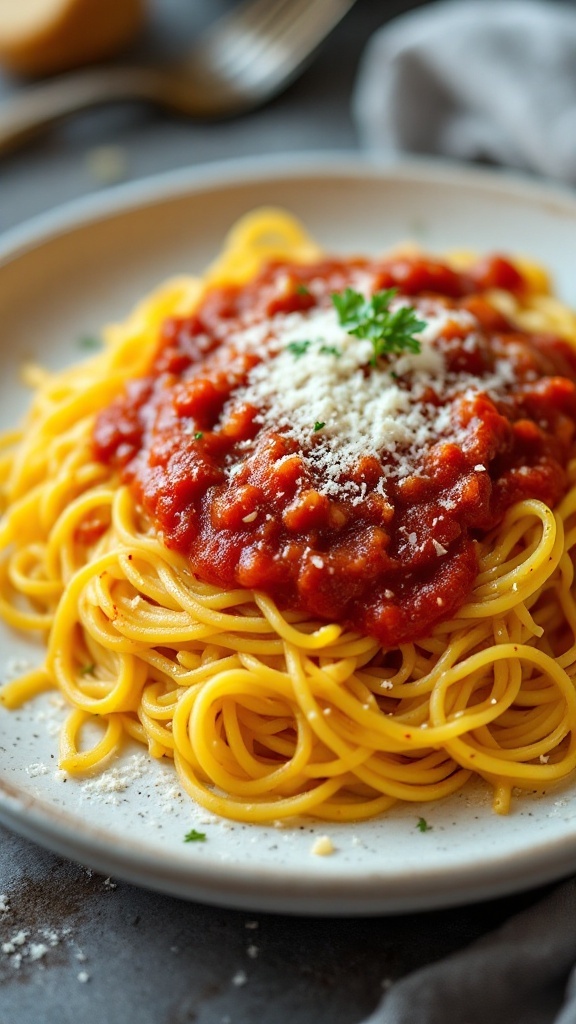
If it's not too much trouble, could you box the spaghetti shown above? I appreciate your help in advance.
[2,208,576,823]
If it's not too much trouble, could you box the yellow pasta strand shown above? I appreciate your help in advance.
[1,208,576,823]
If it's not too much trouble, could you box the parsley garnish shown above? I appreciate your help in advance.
[287,340,311,358]
[296,284,310,296]
[194,432,204,440]
[416,817,433,833]
[184,829,207,843]
[80,663,95,676]
[319,345,341,357]
[313,421,325,432]
[78,335,102,351]
[332,287,425,366]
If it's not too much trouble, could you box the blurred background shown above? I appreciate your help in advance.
[0,0,432,233]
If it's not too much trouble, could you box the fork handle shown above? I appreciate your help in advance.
[0,67,163,156]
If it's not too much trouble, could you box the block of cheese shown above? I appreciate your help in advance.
[0,0,145,77]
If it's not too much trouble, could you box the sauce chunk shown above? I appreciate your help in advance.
[94,254,576,645]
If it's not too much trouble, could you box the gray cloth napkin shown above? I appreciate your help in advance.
[353,0,576,183]
[359,879,576,1024]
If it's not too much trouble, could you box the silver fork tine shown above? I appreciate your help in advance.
[277,0,356,66]
[196,0,302,69]
[235,0,334,82]
[199,5,310,81]
[260,0,354,65]
[0,0,358,152]
[196,0,355,85]
[202,0,295,38]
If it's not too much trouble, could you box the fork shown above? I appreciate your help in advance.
[0,0,357,156]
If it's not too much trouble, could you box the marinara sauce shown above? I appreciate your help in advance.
[93,253,576,646]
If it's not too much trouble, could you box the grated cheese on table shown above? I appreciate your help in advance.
[28,943,48,962]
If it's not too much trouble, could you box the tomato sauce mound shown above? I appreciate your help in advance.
[93,254,576,646]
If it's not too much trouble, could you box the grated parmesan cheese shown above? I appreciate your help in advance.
[2,931,28,954]
[213,296,517,500]
[80,754,150,804]
[0,906,89,982]
[28,943,48,962]
[432,540,448,556]
[311,835,335,856]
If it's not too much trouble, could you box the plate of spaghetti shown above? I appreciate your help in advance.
[2,156,576,914]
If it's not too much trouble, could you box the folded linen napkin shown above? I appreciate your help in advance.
[353,0,576,183]
[359,878,576,1024]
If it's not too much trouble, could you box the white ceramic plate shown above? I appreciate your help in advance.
[2,155,576,916]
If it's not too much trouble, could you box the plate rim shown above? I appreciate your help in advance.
[1,773,574,915]
[3,152,576,914]
[3,150,576,267]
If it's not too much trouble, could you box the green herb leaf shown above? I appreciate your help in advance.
[319,345,341,357]
[295,284,310,296]
[78,335,102,351]
[416,817,433,833]
[313,421,325,432]
[194,432,204,440]
[80,663,95,676]
[332,287,426,366]
[287,340,312,358]
[184,829,207,843]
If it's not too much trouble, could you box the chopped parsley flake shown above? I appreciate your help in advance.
[77,335,102,351]
[184,829,207,843]
[416,817,433,833]
[194,432,204,440]
[319,345,341,357]
[287,340,312,358]
[332,287,425,366]
[295,284,310,296]
[313,421,325,432]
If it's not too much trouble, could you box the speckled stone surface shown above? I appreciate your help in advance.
[0,2,570,1022]
[0,824,554,1024]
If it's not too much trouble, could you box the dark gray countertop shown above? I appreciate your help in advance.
[0,2,566,1022]
[0,0,420,234]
